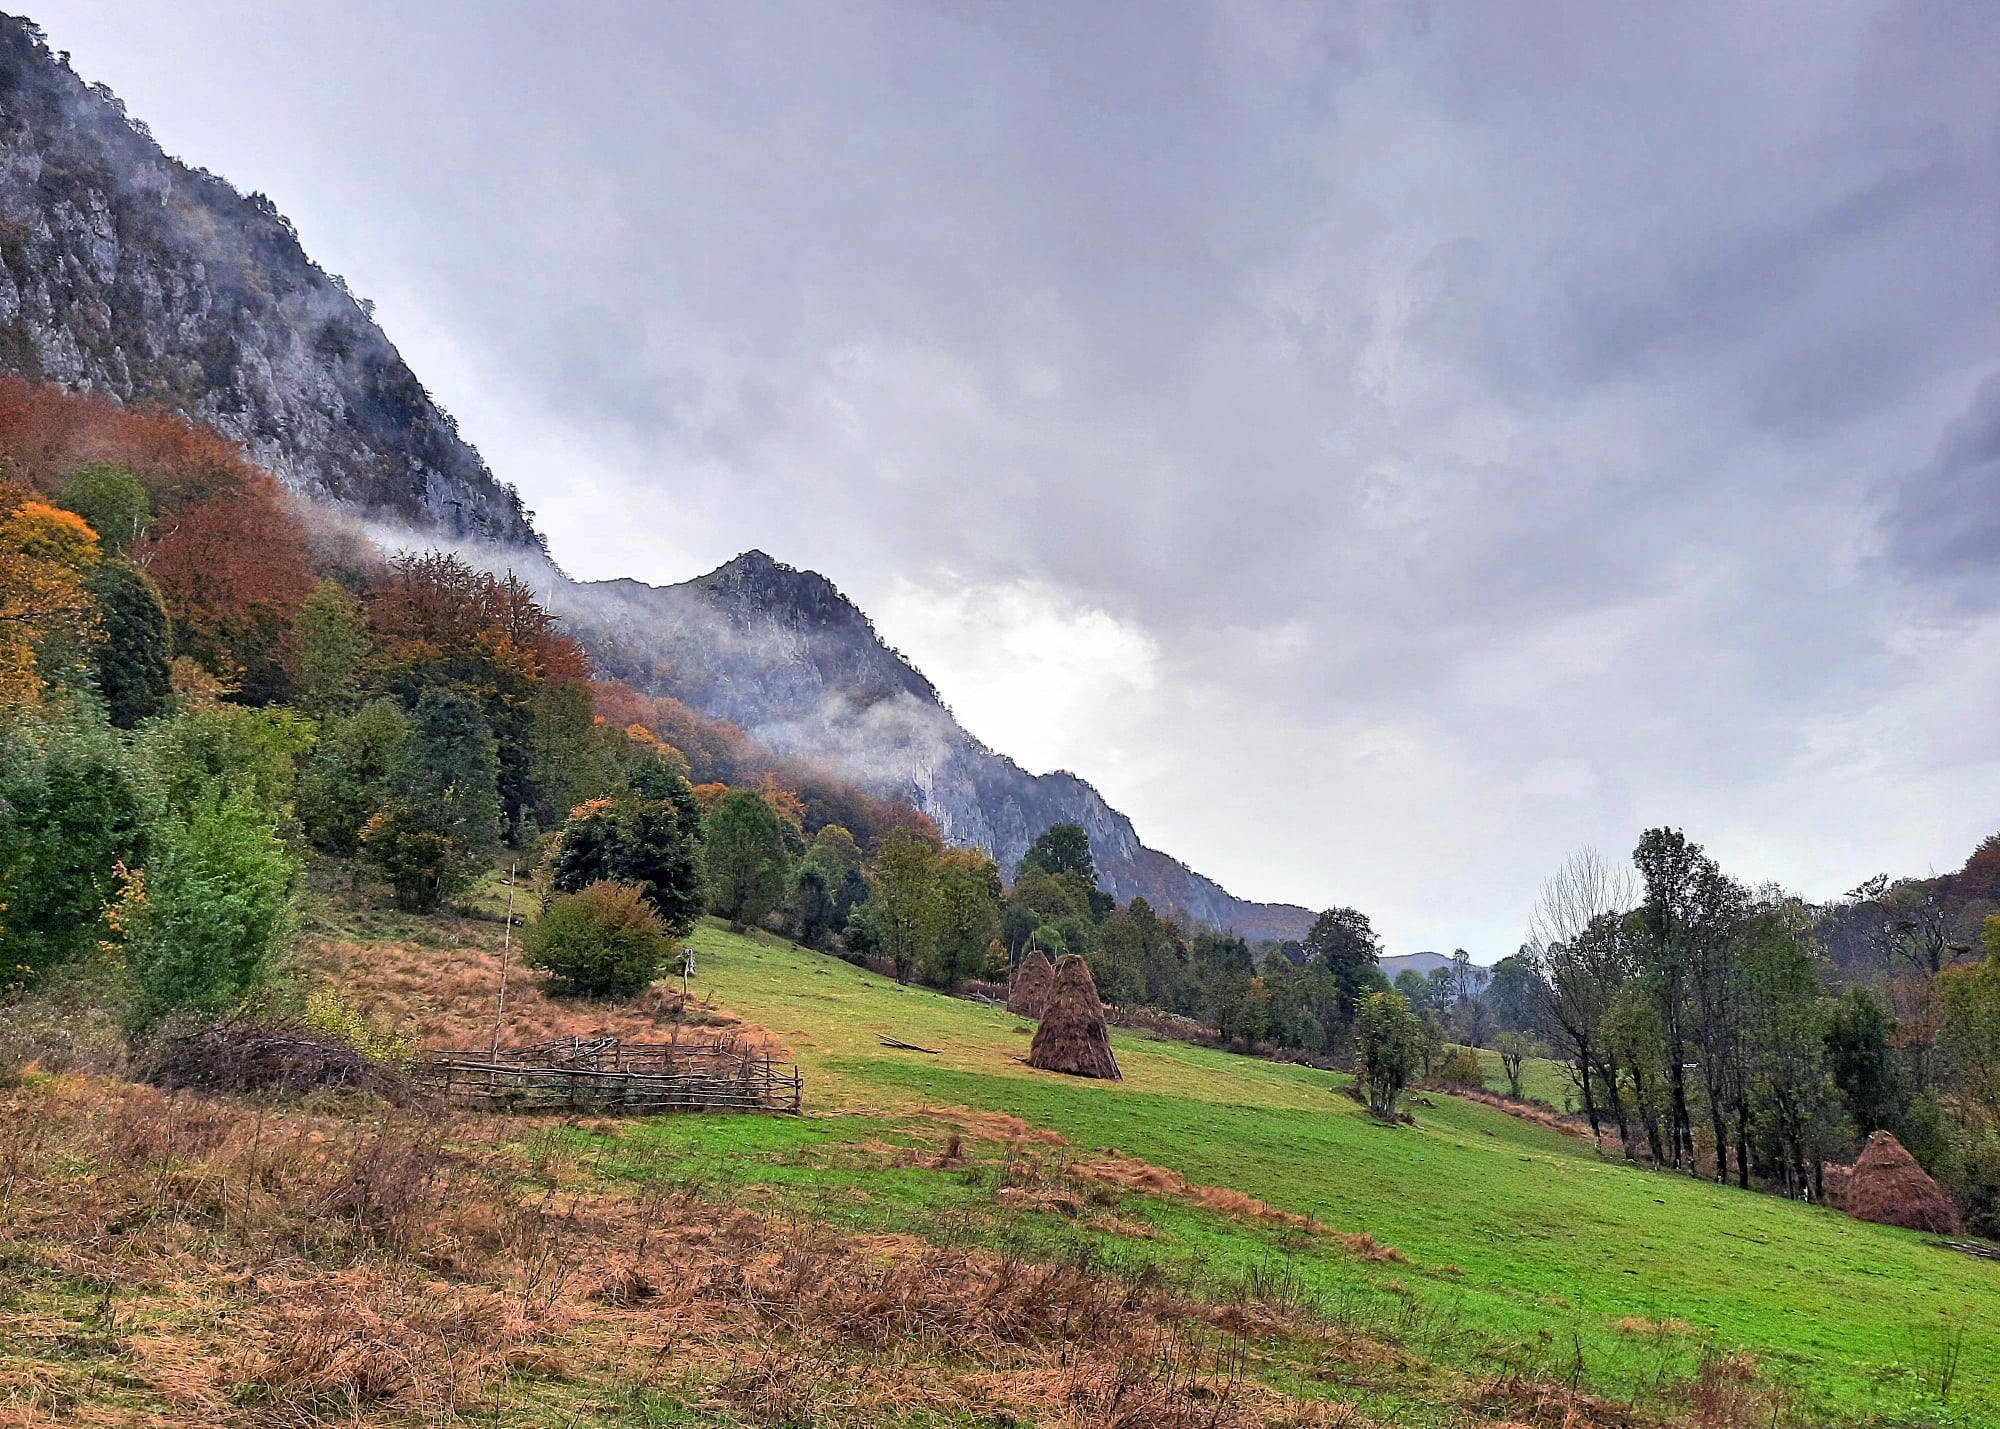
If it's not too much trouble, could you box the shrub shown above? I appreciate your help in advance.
[523,881,672,998]
[121,795,298,1034]
[1437,1047,1486,1088]
[1354,991,1421,1120]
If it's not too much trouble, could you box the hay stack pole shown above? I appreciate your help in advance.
[1007,948,1055,1018]
[1027,954,1121,1080]
[1842,1130,1961,1234]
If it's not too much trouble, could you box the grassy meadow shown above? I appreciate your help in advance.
[2,882,1994,1428]
[613,920,2000,1424]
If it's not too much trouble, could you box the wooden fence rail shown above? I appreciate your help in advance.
[417,1037,802,1115]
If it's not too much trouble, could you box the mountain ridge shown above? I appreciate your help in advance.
[552,550,1316,941]
[0,17,1316,942]
[0,13,538,545]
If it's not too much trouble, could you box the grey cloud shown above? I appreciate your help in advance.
[1878,376,2000,608]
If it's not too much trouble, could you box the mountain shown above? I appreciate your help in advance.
[555,552,1316,940]
[1380,951,1492,992]
[0,15,1315,942]
[0,15,537,544]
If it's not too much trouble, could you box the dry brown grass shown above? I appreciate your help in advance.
[299,932,788,1057]
[0,1073,1389,1428]
[1451,1088,1590,1139]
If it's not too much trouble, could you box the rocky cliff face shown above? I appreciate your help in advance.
[0,14,538,544]
[557,553,1315,941]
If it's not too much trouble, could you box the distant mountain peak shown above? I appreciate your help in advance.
[558,551,1316,942]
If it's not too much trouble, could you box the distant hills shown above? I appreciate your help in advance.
[0,15,1315,941]
[1379,951,1492,990]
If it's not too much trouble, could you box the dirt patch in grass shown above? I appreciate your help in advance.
[1450,1088,1589,1139]
[915,1104,1071,1146]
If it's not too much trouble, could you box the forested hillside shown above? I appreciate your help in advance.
[564,552,1315,940]
[0,11,1311,940]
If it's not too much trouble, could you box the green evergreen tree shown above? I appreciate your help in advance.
[83,560,172,728]
[703,788,793,928]
[546,771,706,936]
[297,698,410,856]
[360,689,501,910]
[292,578,371,716]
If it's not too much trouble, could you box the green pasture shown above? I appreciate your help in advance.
[562,921,1997,1424]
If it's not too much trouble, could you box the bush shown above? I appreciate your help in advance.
[121,795,298,1034]
[523,881,672,998]
[1437,1047,1486,1088]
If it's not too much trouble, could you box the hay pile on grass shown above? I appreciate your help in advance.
[1842,1130,1960,1234]
[1006,948,1054,1018]
[1027,954,1120,1080]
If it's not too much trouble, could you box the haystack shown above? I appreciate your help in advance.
[1842,1130,1960,1234]
[1007,948,1055,1018]
[1027,954,1121,1080]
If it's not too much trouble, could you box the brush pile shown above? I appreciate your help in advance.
[142,1020,406,1100]
[1006,948,1055,1018]
[1027,954,1121,1080]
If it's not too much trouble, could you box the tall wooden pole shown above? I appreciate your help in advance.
[491,864,518,1056]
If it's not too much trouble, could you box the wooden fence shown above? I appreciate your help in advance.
[418,1036,801,1115]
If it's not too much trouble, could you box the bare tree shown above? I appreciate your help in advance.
[1527,849,1637,1144]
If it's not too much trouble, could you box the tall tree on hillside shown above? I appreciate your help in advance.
[1017,822,1112,919]
[547,773,706,938]
[926,847,1004,986]
[791,823,868,950]
[55,462,152,552]
[84,560,172,727]
[1632,828,1744,1173]
[1528,848,1637,1143]
[297,698,410,857]
[1018,822,1094,883]
[703,788,793,929]
[142,482,314,705]
[293,577,370,716]
[869,827,942,983]
[359,689,503,911]
[0,484,100,710]
[1299,905,1381,1039]
[1824,984,1897,1140]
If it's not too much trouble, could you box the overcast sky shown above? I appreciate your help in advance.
[30,1,2000,956]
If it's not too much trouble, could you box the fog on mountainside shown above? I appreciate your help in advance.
[0,13,1310,939]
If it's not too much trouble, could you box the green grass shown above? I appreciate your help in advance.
[586,921,2000,1425]
[1462,1043,1576,1105]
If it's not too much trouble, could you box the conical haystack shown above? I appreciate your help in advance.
[1028,954,1121,1080]
[1842,1130,1960,1234]
[1007,948,1055,1018]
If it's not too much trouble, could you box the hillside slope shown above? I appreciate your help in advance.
[558,551,1315,940]
[0,14,537,543]
[621,919,2000,1421]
